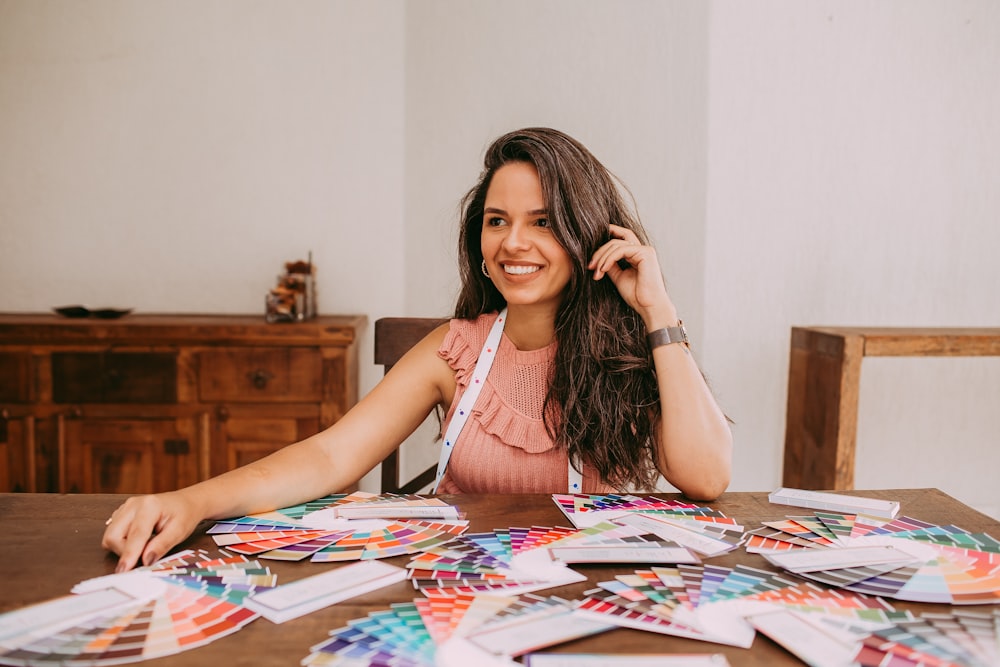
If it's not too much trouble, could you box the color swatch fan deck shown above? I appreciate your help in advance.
[746,511,1000,604]
[0,550,275,666]
[208,492,469,562]
[302,592,613,667]
[405,518,723,597]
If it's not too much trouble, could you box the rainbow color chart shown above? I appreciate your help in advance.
[552,493,743,531]
[853,608,1000,667]
[746,511,1000,604]
[302,592,612,667]
[574,563,912,649]
[0,550,274,666]
[208,492,469,562]
[405,518,720,597]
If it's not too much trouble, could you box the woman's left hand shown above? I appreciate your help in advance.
[588,224,677,327]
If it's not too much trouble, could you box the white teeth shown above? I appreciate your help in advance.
[503,265,540,275]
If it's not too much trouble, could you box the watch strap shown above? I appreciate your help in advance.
[647,322,688,349]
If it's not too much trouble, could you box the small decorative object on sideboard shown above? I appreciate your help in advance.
[265,253,317,323]
[52,306,133,319]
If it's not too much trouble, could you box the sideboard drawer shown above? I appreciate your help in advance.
[0,352,32,403]
[0,313,364,493]
[52,352,177,404]
[198,347,323,402]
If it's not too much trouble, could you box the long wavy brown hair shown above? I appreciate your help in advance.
[454,127,661,490]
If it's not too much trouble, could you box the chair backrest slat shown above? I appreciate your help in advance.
[374,317,448,494]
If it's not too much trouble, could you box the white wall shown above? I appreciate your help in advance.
[704,2,1000,516]
[0,0,406,381]
[1,1,997,516]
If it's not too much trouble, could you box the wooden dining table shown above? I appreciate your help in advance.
[2,489,997,666]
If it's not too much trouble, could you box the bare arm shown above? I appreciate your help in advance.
[102,322,455,571]
[589,224,733,500]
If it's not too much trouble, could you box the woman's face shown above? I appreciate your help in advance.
[480,162,573,313]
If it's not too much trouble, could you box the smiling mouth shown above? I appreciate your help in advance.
[503,264,540,275]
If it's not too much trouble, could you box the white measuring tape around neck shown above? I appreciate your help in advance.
[431,309,584,495]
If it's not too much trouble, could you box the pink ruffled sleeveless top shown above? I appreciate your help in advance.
[435,313,614,494]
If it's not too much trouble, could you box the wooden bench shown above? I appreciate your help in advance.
[782,326,1000,490]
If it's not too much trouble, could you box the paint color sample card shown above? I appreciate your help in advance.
[406,525,588,597]
[301,594,592,667]
[552,494,741,530]
[0,551,273,666]
[748,609,860,667]
[746,510,1000,604]
[524,654,732,667]
[209,492,468,562]
[463,598,614,657]
[245,561,407,623]
[572,563,908,650]
[854,609,1000,667]
[769,487,900,520]
[548,545,700,564]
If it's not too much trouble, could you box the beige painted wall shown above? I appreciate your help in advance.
[2,1,997,515]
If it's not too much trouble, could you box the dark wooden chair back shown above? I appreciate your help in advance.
[373,317,448,494]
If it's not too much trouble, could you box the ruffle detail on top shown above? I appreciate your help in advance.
[438,317,483,393]
[438,314,556,455]
[475,387,554,454]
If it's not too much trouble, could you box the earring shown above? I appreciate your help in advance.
[481,260,490,277]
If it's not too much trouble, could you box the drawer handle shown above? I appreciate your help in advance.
[248,369,274,389]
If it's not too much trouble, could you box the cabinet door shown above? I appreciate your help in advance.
[210,408,320,477]
[60,417,203,494]
[0,413,34,492]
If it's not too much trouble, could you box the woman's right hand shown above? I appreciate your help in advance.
[101,490,205,572]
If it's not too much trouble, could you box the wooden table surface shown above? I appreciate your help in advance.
[2,489,997,666]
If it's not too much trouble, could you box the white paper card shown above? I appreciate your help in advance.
[333,505,461,520]
[548,545,699,564]
[769,487,899,519]
[614,513,736,557]
[748,609,860,667]
[761,545,917,572]
[465,609,614,657]
[246,560,406,623]
[524,654,731,667]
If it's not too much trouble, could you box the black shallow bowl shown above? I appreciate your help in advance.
[90,308,133,319]
[53,305,91,318]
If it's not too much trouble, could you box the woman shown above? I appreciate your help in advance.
[103,127,732,572]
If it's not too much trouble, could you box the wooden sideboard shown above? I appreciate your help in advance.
[0,313,365,494]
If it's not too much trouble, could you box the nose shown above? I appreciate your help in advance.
[501,221,531,252]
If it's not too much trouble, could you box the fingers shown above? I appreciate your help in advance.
[101,495,190,572]
[588,229,650,280]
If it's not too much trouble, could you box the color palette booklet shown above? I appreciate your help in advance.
[302,592,615,667]
[551,494,745,558]
[0,550,275,666]
[572,563,909,650]
[747,604,1000,667]
[405,524,590,596]
[208,492,469,562]
[745,510,1000,604]
[404,516,718,598]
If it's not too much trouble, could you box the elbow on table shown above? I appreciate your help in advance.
[676,475,730,502]
[661,450,732,502]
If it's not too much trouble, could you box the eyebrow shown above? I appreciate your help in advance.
[483,207,549,216]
